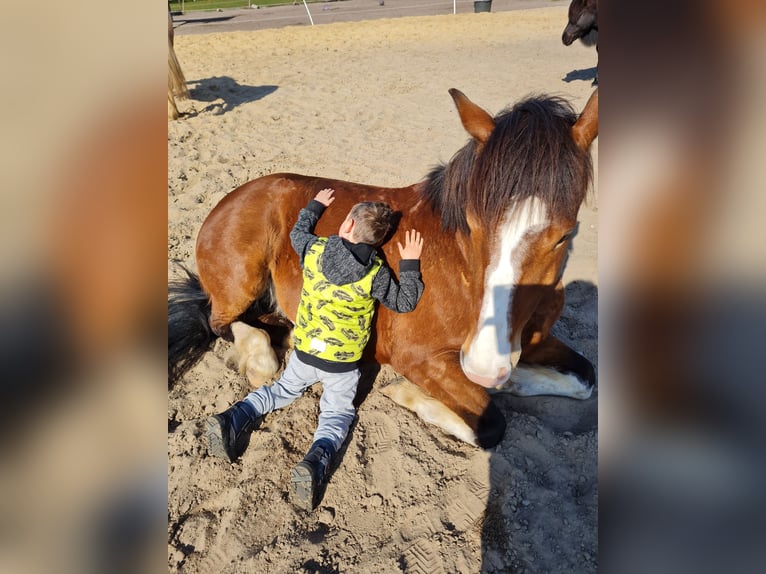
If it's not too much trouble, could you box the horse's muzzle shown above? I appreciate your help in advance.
[459,349,511,388]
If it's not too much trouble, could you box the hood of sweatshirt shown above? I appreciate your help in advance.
[320,236,377,285]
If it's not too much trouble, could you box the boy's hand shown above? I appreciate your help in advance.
[314,188,335,207]
[397,230,424,260]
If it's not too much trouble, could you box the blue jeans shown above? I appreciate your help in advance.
[243,352,359,452]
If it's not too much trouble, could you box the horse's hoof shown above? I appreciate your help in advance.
[211,321,234,342]
[476,400,506,449]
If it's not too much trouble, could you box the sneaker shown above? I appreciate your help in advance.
[290,439,335,510]
[205,401,261,462]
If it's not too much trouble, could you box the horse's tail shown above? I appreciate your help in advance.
[168,10,189,100]
[168,266,215,388]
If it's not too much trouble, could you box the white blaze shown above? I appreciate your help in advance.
[461,198,548,387]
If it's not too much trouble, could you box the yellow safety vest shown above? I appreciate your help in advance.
[293,238,382,363]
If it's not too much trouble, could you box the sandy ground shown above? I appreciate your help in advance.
[168,6,598,573]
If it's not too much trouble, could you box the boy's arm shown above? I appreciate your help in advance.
[372,262,424,313]
[372,230,425,312]
[289,188,335,265]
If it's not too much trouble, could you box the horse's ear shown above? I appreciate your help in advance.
[572,88,598,150]
[449,88,496,144]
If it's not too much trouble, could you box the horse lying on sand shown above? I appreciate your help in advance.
[169,88,598,448]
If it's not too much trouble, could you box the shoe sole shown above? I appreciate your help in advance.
[205,416,229,460]
[290,462,315,511]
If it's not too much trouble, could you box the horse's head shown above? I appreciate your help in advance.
[562,0,598,46]
[448,89,598,388]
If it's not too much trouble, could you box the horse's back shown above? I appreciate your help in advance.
[195,173,412,323]
[197,173,323,258]
[201,173,421,247]
[201,173,312,229]
[200,172,399,237]
[194,174,311,310]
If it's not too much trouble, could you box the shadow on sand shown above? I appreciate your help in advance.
[186,77,278,116]
[481,279,598,572]
[562,66,598,84]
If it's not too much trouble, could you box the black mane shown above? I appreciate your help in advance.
[422,95,593,233]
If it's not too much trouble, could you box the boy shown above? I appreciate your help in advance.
[205,188,424,510]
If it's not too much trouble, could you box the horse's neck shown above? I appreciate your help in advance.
[404,184,482,280]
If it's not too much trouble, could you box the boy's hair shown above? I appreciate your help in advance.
[349,202,394,246]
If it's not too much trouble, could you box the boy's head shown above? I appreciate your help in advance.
[340,202,394,246]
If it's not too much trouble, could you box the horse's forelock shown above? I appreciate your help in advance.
[471,96,592,227]
[422,95,593,233]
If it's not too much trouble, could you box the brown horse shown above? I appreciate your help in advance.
[169,88,598,448]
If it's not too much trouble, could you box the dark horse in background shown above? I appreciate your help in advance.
[169,88,598,448]
[563,0,598,85]
[563,0,598,47]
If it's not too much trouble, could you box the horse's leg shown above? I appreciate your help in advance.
[207,282,274,342]
[500,335,595,399]
[384,354,506,448]
[380,377,479,445]
[498,283,595,398]
[208,296,249,342]
[200,254,276,342]
[225,322,280,387]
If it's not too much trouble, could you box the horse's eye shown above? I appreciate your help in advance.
[554,232,572,249]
